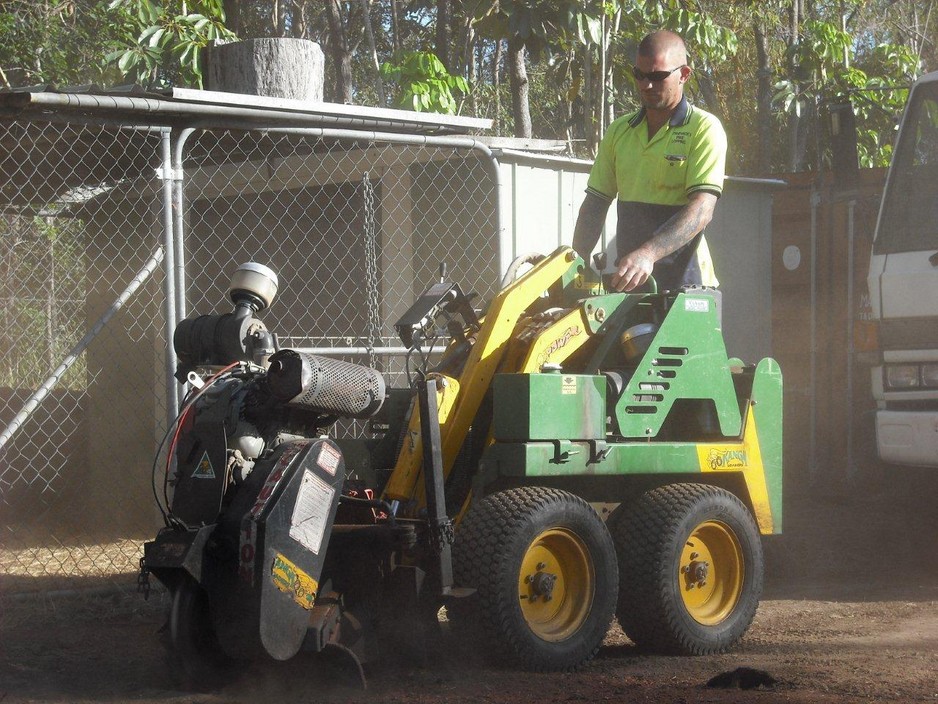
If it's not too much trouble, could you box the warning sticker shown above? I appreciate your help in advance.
[271,552,318,610]
[289,470,335,555]
[684,298,710,313]
[192,450,215,479]
[561,375,578,395]
[316,443,342,476]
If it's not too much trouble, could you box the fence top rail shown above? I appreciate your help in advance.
[0,86,492,135]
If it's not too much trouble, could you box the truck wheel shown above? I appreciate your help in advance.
[611,483,763,655]
[453,486,617,671]
[167,576,235,689]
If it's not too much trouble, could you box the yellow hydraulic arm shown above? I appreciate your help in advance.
[381,247,582,510]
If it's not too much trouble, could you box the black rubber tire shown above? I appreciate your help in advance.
[166,577,236,690]
[611,483,764,655]
[452,486,618,671]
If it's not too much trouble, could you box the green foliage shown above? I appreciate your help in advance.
[1,0,934,172]
[0,216,88,390]
[104,0,237,89]
[772,17,920,169]
[380,51,469,114]
[664,8,738,65]
[0,1,131,87]
[617,0,738,63]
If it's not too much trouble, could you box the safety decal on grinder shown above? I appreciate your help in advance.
[192,450,215,479]
[289,470,335,555]
[316,442,341,476]
[271,552,318,610]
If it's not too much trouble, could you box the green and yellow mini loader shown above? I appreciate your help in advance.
[141,246,782,684]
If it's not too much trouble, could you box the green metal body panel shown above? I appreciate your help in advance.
[480,439,703,478]
[492,373,606,441]
[614,291,742,438]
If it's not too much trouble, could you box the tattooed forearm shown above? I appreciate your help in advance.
[644,192,717,259]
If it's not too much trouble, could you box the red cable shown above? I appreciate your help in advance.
[165,362,240,483]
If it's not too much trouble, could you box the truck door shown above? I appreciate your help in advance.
[869,79,938,329]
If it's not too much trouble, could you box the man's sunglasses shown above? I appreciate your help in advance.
[631,65,685,82]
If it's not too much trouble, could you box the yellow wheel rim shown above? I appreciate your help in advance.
[679,520,744,625]
[518,528,594,642]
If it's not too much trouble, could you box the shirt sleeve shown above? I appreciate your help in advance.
[586,122,619,201]
[685,114,727,198]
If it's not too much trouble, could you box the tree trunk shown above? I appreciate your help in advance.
[294,0,307,38]
[565,49,575,153]
[507,38,531,138]
[436,0,451,71]
[326,0,353,104]
[359,0,385,106]
[788,0,803,171]
[493,39,503,134]
[695,71,723,122]
[599,12,607,139]
[583,43,595,154]
[204,38,325,101]
[755,21,773,174]
[605,9,621,129]
[390,0,401,54]
[466,23,477,115]
[223,0,241,36]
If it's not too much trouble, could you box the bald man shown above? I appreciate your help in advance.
[572,30,727,292]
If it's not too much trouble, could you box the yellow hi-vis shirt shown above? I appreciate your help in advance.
[586,96,727,289]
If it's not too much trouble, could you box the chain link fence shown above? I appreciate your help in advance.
[0,113,499,600]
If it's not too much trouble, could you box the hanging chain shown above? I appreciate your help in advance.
[362,172,381,371]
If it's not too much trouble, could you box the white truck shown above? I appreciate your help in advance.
[868,70,938,467]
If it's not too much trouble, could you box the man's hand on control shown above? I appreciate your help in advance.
[610,250,655,291]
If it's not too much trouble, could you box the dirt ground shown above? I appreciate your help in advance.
[3,470,938,704]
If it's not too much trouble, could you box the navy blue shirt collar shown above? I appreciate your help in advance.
[628,95,691,128]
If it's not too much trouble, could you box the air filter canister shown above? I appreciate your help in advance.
[266,349,386,418]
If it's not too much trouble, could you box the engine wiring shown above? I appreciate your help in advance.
[150,361,240,528]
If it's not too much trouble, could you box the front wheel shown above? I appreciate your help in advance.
[611,483,764,655]
[453,486,618,671]
[166,576,235,689]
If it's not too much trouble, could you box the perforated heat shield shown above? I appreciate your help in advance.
[266,349,386,418]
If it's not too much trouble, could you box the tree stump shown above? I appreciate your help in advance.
[204,38,324,102]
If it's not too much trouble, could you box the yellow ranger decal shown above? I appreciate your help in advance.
[697,412,774,534]
[271,552,318,610]
[535,325,583,369]
[704,448,748,470]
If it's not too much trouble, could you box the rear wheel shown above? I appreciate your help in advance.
[166,576,235,690]
[611,483,763,655]
[453,486,617,671]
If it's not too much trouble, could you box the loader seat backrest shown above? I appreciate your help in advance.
[602,369,633,435]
